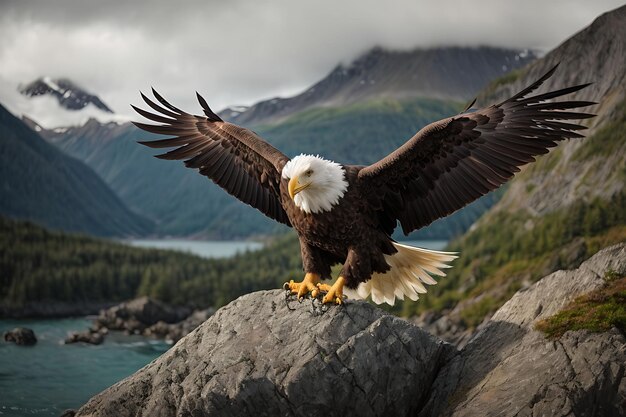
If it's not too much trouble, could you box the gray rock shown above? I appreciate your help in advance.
[143,308,214,343]
[94,296,191,331]
[4,327,37,345]
[420,243,626,417]
[75,291,453,417]
[75,244,626,417]
[65,330,104,345]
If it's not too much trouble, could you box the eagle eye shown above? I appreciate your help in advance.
[305,169,313,176]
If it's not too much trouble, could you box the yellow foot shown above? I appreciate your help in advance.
[284,273,321,299]
[312,283,331,298]
[322,276,346,305]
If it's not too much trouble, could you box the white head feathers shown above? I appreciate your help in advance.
[282,154,348,214]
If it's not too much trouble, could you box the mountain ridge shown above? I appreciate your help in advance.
[221,45,536,126]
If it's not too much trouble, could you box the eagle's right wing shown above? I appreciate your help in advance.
[133,90,292,226]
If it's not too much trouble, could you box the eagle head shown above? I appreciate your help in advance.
[282,154,348,214]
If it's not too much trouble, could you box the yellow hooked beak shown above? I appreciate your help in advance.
[288,176,311,199]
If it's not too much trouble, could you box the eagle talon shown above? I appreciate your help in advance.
[287,273,321,299]
[321,276,346,305]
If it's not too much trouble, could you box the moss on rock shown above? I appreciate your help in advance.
[535,276,626,339]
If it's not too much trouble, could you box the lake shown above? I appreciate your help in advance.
[0,318,169,416]
[123,239,448,259]
[123,239,264,258]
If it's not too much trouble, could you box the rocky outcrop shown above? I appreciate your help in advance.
[75,244,626,417]
[3,327,37,345]
[93,296,192,335]
[76,291,454,417]
[420,242,626,417]
[88,297,212,343]
[65,329,105,345]
[142,309,214,343]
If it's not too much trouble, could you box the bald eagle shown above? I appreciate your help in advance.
[133,65,594,306]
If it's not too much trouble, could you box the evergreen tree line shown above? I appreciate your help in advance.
[0,216,303,310]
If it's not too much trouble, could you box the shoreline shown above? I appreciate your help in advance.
[0,301,118,320]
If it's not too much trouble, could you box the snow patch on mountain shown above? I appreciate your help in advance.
[0,77,129,129]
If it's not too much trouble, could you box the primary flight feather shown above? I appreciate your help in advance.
[133,65,594,306]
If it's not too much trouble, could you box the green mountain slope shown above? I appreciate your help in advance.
[0,104,152,237]
[44,119,282,238]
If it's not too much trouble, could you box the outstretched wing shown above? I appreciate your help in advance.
[358,65,595,235]
[133,90,291,226]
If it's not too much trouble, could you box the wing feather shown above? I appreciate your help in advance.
[133,90,291,226]
[358,65,595,234]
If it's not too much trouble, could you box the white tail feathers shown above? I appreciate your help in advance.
[345,242,458,306]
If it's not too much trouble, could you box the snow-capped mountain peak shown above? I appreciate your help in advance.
[19,77,113,113]
[0,76,129,129]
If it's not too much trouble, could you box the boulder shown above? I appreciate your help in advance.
[143,308,214,343]
[65,330,104,345]
[75,291,454,417]
[3,327,37,345]
[94,296,191,332]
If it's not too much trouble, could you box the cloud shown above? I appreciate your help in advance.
[0,0,623,118]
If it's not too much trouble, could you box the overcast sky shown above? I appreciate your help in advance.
[0,0,623,117]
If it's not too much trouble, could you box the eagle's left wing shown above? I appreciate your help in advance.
[357,65,595,235]
[132,90,292,226]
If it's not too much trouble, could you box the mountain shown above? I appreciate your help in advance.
[0,102,152,237]
[221,46,536,126]
[1,76,127,129]
[41,46,534,239]
[401,5,626,331]
[475,5,626,215]
[19,77,113,113]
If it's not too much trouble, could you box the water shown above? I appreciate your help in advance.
[399,240,448,250]
[124,239,263,258]
[123,239,446,259]
[0,318,169,416]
